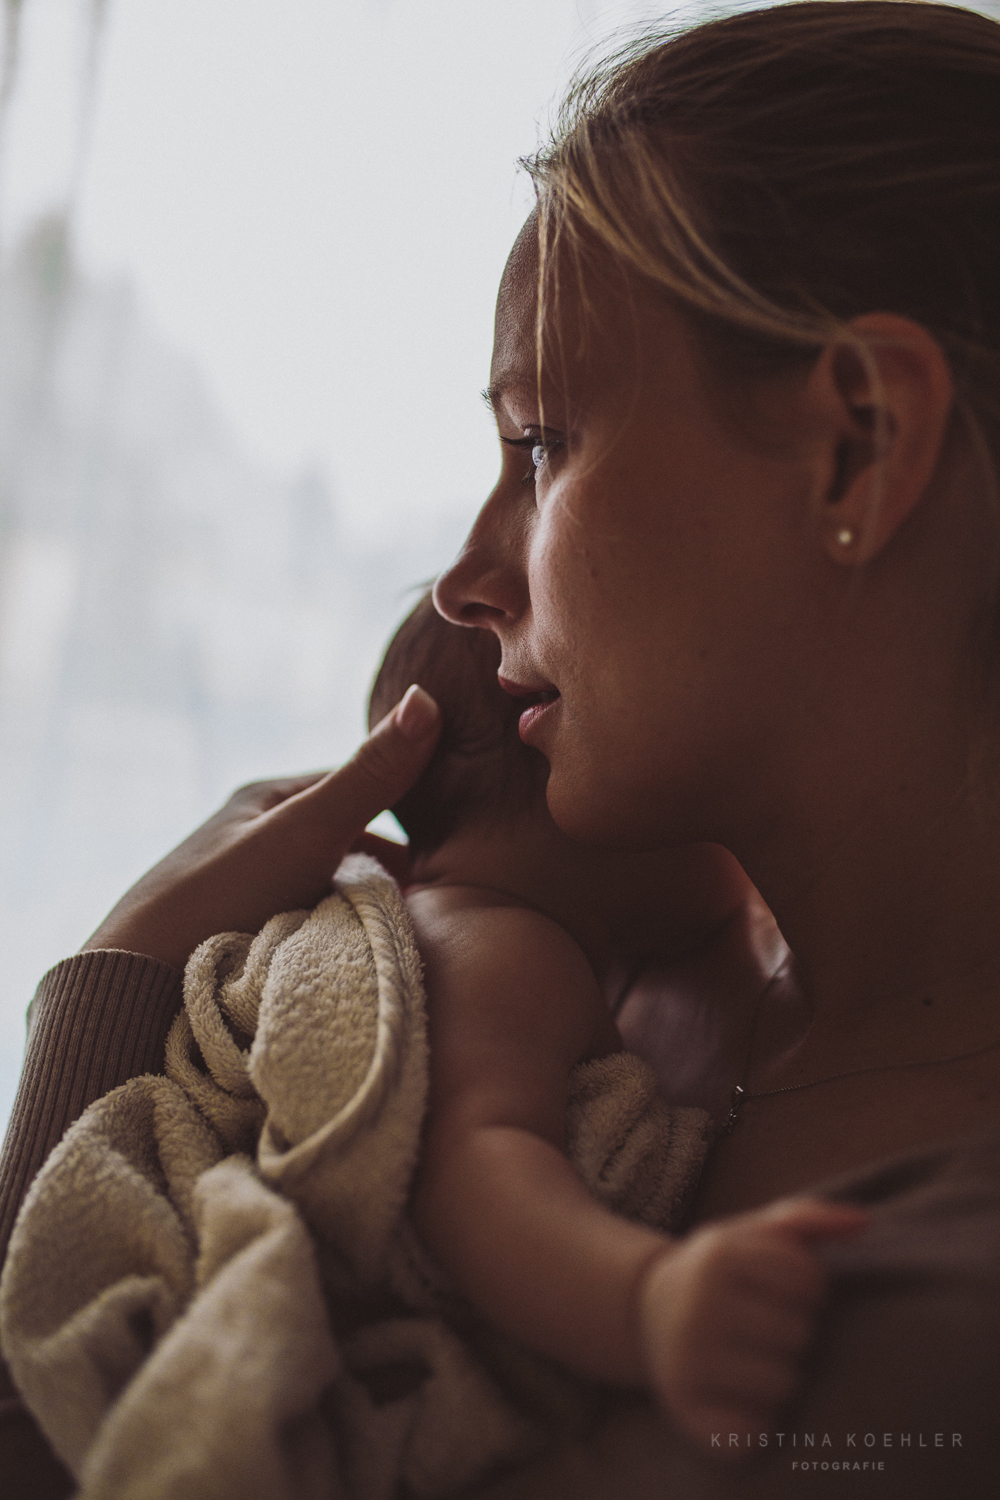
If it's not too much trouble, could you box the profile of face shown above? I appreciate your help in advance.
[434,219,847,852]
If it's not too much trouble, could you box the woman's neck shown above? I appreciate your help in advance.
[732,719,1000,1079]
[410,820,753,986]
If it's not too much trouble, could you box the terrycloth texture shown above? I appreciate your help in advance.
[0,951,184,1269]
[0,856,711,1500]
[0,951,184,1500]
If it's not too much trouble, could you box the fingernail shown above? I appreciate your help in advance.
[395,683,439,741]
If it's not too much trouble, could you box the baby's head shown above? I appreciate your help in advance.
[370,593,752,967]
[369,593,550,859]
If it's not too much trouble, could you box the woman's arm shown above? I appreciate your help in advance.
[79,686,440,967]
[0,689,441,1493]
[0,952,182,1266]
[0,685,441,1263]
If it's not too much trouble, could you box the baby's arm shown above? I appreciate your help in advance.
[407,890,866,1434]
[408,890,665,1383]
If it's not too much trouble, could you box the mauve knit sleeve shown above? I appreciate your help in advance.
[0,950,183,1266]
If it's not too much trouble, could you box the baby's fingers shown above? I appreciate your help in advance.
[706,1351,803,1414]
[720,1295,818,1362]
[668,1394,771,1461]
[669,1338,816,1460]
[735,1199,869,1313]
[758,1196,869,1243]
[721,1231,830,1314]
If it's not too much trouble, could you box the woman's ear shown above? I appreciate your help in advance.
[808,313,954,564]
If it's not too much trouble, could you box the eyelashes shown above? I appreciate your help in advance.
[500,433,563,486]
[499,435,539,485]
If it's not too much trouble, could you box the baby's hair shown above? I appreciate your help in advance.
[369,594,548,854]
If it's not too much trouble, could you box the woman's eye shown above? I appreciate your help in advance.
[500,432,561,487]
[529,435,563,477]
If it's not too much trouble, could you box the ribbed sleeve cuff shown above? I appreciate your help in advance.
[0,951,183,1266]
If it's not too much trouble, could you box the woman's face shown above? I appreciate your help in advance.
[434,221,833,849]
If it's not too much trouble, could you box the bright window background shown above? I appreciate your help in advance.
[0,0,707,1132]
[2,0,997,1135]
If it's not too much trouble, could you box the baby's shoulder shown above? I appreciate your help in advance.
[406,882,581,966]
[406,886,618,1114]
[405,881,603,1023]
[406,881,550,922]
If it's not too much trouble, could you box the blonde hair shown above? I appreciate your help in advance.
[525,1,1000,465]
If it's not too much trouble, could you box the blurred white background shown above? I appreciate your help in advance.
[0,0,702,1130]
[3,0,996,1133]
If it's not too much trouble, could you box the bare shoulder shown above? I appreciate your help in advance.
[405,883,617,1106]
[407,882,587,971]
[406,882,600,1018]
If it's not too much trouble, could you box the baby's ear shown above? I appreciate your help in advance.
[808,314,954,565]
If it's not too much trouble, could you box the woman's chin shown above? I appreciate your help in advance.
[545,756,699,850]
[536,713,663,845]
[544,772,632,847]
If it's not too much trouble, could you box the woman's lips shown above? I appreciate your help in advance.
[516,694,559,741]
[498,676,560,742]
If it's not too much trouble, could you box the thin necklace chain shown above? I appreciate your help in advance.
[723,979,1000,1134]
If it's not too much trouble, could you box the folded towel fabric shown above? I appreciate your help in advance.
[0,855,710,1499]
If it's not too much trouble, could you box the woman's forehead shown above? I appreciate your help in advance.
[490,222,685,420]
[489,220,539,411]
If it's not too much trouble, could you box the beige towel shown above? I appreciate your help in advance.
[0,855,710,1499]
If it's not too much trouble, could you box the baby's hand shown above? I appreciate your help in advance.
[638,1197,867,1459]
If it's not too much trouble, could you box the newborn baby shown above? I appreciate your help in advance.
[368,595,864,1454]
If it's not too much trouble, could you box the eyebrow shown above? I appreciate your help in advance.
[482,379,529,414]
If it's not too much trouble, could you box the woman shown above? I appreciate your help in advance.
[3,1,999,1494]
[0,684,445,1493]
[433,3,1000,1492]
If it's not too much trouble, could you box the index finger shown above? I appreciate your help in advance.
[282,684,441,851]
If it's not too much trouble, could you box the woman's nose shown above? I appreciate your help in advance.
[433,490,528,629]
[432,542,507,627]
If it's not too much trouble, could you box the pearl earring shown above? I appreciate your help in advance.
[836,527,855,547]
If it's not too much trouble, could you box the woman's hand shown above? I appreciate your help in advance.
[81,685,440,969]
